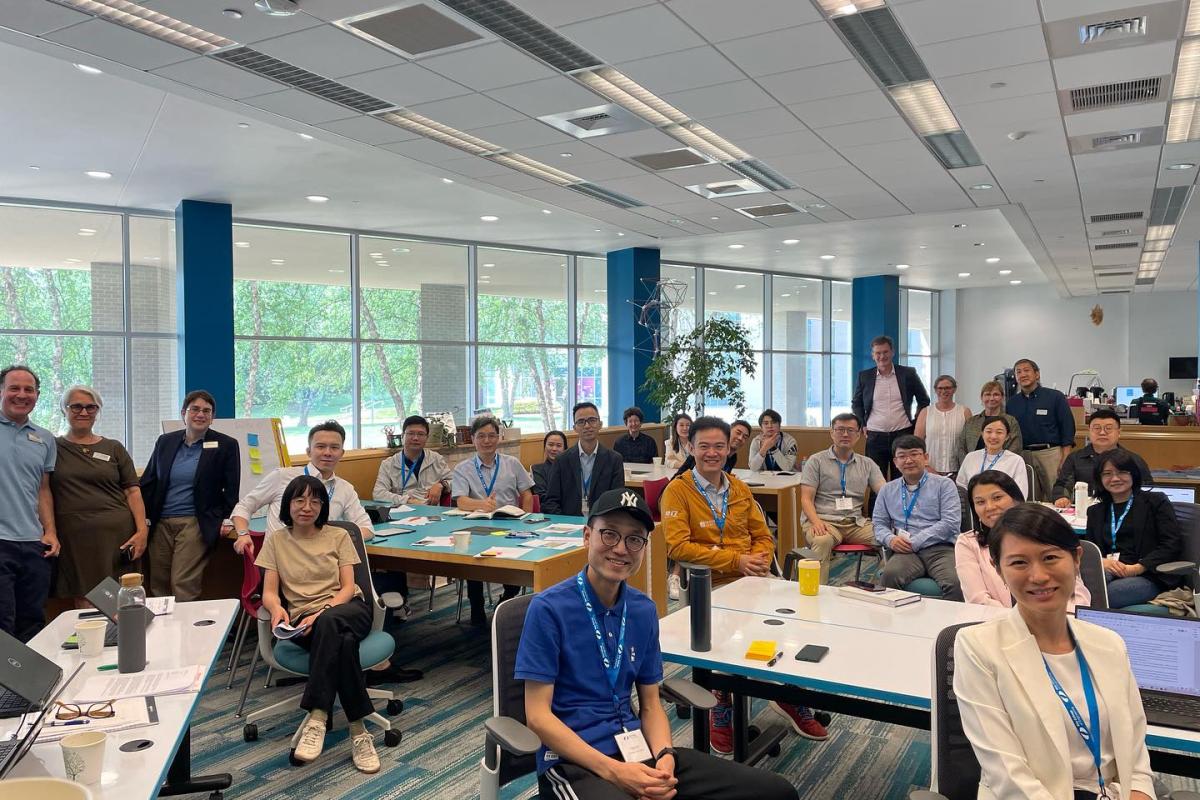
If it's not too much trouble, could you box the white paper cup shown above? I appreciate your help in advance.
[74,620,107,658]
[652,457,663,465]
[0,777,93,800]
[452,531,471,553]
[60,731,107,785]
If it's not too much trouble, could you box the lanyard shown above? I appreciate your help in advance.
[303,465,335,497]
[832,448,851,496]
[900,472,928,529]
[692,469,729,538]
[1109,497,1134,553]
[475,456,500,497]
[399,452,423,490]
[979,451,1003,474]
[1042,641,1106,797]
[576,570,629,725]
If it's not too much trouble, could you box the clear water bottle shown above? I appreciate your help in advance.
[117,572,147,674]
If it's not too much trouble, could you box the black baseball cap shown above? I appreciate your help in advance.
[587,488,654,532]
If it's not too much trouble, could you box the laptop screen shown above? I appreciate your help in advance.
[1076,607,1200,697]
[1146,485,1197,504]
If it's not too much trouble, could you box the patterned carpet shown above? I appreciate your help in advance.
[191,558,1200,799]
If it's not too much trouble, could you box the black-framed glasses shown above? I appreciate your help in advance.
[66,403,100,414]
[597,528,647,552]
[574,416,602,428]
[55,700,115,720]
[831,426,859,435]
[186,406,213,416]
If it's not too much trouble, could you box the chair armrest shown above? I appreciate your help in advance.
[1157,561,1197,576]
[255,605,271,622]
[661,678,716,711]
[1169,792,1200,800]
[484,716,541,756]
[908,792,949,800]
[782,547,820,581]
[379,591,406,609]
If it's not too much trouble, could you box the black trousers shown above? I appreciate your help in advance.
[538,748,799,800]
[865,426,913,481]
[467,580,519,621]
[0,540,52,642]
[293,598,374,721]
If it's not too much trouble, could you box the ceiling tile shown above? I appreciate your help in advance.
[890,0,1042,46]
[44,18,193,70]
[1052,41,1178,91]
[408,93,525,129]
[520,141,614,164]
[706,106,807,141]
[1062,102,1168,137]
[242,88,359,124]
[939,61,1056,108]
[562,156,648,182]
[589,128,690,157]
[0,0,89,35]
[507,0,658,27]
[288,0,402,23]
[379,136,479,164]
[317,115,420,145]
[788,90,897,128]
[489,76,606,117]
[560,5,706,64]
[152,57,283,100]
[463,119,573,150]
[920,25,1048,78]
[716,22,852,77]
[477,171,552,192]
[664,0,821,42]
[251,24,400,79]
[597,174,704,205]
[661,81,778,120]
[787,166,881,195]
[737,128,830,158]
[438,156,516,178]
[617,47,744,95]
[417,42,556,91]
[340,63,471,108]
[755,60,878,105]
[820,116,914,148]
[656,162,744,187]
[769,150,853,175]
[141,0,321,44]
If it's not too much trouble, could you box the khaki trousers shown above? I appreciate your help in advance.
[1022,447,1064,502]
[802,517,876,583]
[149,516,208,601]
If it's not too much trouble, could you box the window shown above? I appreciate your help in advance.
[902,288,937,392]
[477,346,569,433]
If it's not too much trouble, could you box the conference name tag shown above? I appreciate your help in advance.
[835,496,855,511]
[203,441,219,449]
[91,451,111,462]
[1036,409,1049,416]
[27,432,42,443]
[614,729,652,763]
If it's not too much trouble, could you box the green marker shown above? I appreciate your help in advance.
[97,664,119,671]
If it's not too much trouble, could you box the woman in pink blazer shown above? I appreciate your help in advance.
[955,470,1090,609]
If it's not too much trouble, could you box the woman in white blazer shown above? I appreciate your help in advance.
[953,503,1155,800]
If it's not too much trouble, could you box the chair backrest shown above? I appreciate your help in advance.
[326,520,384,631]
[643,477,670,522]
[931,622,983,800]
[1026,463,1038,502]
[491,593,537,787]
[530,494,541,514]
[1170,502,1200,590]
[239,532,267,614]
[956,484,972,535]
[1078,539,1108,609]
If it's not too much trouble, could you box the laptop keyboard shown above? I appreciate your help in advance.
[0,687,34,720]
[0,738,15,762]
[1143,693,1200,718]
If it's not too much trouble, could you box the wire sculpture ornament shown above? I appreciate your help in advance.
[634,277,688,356]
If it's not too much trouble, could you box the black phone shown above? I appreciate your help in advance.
[121,545,137,563]
[795,645,829,663]
[776,471,796,476]
[847,580,886,592]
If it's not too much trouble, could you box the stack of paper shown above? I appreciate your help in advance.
[34,697,159,743]
[72,666,205,703]
[387,505,416,518]
[519,537,583,550]
[412,536,454,547]
[536,523,585,534]
[394,516,434,526]
[146,596,175,616]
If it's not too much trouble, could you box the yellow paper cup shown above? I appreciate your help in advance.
[797,559,821,596]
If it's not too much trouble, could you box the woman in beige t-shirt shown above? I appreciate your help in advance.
[256,475,378,774]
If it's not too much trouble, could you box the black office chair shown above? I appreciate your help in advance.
[479,594,716,800]
[1157,502,1200,616]
[955,485,971,535]
[909,622,981,800]
[1078,540,1108,609]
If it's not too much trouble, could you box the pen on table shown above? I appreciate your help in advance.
[47,719,91,727]
[766,651,784,668]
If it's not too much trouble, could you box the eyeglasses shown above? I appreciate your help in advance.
[574,416,602,428]
[1100,470,1132,479]
[473,433,499,442]
[831,426,859,435]
[186,406,213,417]
[55,700,115,720]
[66,403,100,414]
[1090,425,1118,435]
[597,528,648,553]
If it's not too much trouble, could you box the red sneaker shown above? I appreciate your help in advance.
[769,701,829,740]
[709,691,733,755]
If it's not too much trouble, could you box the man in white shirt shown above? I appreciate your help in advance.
[851,335,930,479]
[373,415,450,506]
[231,420,373,555]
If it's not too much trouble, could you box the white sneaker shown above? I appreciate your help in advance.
[668,574,681,601]
[293,716,326,763]
[351,731,381,773]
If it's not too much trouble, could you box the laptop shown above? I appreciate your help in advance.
[0,628,64,720]
[1075,607,1200,732]
[0,662,84,778]
[1144,485,1197,504]
[63,577,155,650]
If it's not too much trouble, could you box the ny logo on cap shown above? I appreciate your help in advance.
[621,491,639,507]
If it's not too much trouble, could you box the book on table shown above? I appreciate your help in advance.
[465,505,528,520]
[836,585,922,607]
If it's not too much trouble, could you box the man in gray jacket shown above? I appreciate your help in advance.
[374,415,450,506]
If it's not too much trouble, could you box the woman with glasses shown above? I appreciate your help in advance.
[50,386,147,607]
[140,390,240,601]
[1084,449,1183,609]
[915,374,971,473]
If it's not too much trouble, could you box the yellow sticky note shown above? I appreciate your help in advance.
[249,447,261,459]
[745,640,778,661]
[251,463,262,475]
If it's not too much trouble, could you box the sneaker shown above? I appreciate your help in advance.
[351,731,381,774]
[769,701,829,741]
[709,692,733,756]
[668,574,682,601]
[293,716,327,763]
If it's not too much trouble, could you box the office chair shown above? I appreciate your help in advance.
[1025,463,1038,502]
[237,521,405,758]
[225,531,266,691]
[642,476,670,522]
[1077,540,1108,609]
[479,594,715,800]
[1156,501,1200,616]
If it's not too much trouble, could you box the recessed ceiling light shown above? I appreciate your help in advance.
[392,247,410,254]
[234,241,250,248]
[237,122,250,129]
[222,8,243,18]
[270,260,285,265]
[617,232,625,236]
[728,244,744,249]
[958,272,971,277]
[560,152,573,158]
[28,165,40,170]
[376,261,390,266]
[542,209,552,214]
[780,293,791,297]
[953,223,967,228]
[782,239,799,245]
[1168,162,1196,170]
[969,183,993,190]
[973,242,984,246]
[85,170,111,179]
[999,269,1013,275]
[77,228,96,236]
[918,244,928,249]
[594,229,602,233]
[483,263,495,268]
[441,177,455,184]
[64,258,81,263]
[1009,279,1022,285]
[707,290,717,295]
[298,132,313,140]
[74,63,102,75]
[306,194,329,203]
[710,216,720,220]
[985,257,1000,263]
[480,215,499,222]
[803,203,827,209]
[896,264,910,270]
[368,252,383,257]
[328,268,344,273]
[734,283,747,289]
[594,289,606,294]
[820,254,836,260]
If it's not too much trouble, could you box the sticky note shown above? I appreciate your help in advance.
[248,447,261,459]
[247,433,259,446]
[744,640,777,661]
[251,463,262,475]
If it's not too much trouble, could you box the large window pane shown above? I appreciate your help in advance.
[360,238,467,341]
[905,289,933,357]
[477,249,567,344]
[831,354,854,420]
[703,268,763,349]
[235,339,353,454]
[773,277,822,351]
[0,333,124,440]
[233,225,351,339]
[576,256,607,346]
[129,216,176,333]
[703,351,764,423]
[659,264,696,345]
[130,337,178,463]
[359,343,467,446]
[831,283,852,353]
[477,346,568,434]
[773,353,824,426]
[577,347,607,424]
[0,205,122,332]
[909,356,933,395]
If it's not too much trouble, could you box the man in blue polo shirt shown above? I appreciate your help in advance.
[1006,357,1075,499]
[0,365,59,641]
[516,488,797,800]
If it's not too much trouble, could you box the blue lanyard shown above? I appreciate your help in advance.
[899,473,928,529]
[576,570,629,724]
[979,451,1003,474]
[1109,497,1133,553]
[832,448,851,496]
[475,456,500,497]
[1042,642,1105,797]
[692,469,729,537]
[303,465,334,496]
[399,452,422,490]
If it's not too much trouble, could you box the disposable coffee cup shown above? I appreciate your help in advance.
[652,457,663,465]
[797,559,821,596]
[452,531,471,553]
[0,778,93,800]
[74,620,107,658]
[60,731,107,785]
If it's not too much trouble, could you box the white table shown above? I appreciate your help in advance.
[4,600,238,799]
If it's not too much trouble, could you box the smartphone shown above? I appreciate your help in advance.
[776,471,796,476]
[121,545,137,563]
[847,580,886,592]
[795,645,829,663]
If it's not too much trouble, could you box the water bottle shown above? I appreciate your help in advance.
[117,572,147,673]
[687,564,711,652]
[1074,481,1089,514]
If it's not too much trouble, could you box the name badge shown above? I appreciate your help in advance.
[203,440,219,449]
[614,729,652,763]
[1035,409,1049,416]
[835,496,855,512]
[27,432,42,443]
[91,451,111,462]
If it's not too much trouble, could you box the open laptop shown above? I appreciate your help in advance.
[0,628,64,720]
[0,661,84,778]
[1145,485,1198,504]
[1075,607,1200,732]
[66,577,155,649]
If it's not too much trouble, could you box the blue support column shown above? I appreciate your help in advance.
[175,200,234,414]
[606,247,660,425]
[851,275,900,372]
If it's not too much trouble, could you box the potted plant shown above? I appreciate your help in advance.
[641,317,757,418]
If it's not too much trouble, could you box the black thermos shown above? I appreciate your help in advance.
[687,564,711,652]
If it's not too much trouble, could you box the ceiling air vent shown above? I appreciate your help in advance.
[1080,16,1147,45]
[1093,241,1139,250]
[1093,132,1140,147]
[630,148,713,171]
[539,104,648,139]
[1094,270,1135,277]
[924,132,982,169]
[1068,77,1160,111]
[1101,289,1131,294]
[215,47,392,113]
[725,159,796,191]
[568,182,644,209]
[438,0,602,72]
[1099,229,1132,236]
[735,203,805,219]
[685,178,764,199]
[1135,277,1155,285]
[833,8,929,88]
[1149,185,1192,226]
[337,3,484,57]
[1089,211,1143,223]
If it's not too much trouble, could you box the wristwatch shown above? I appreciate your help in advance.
[655,747,676,761]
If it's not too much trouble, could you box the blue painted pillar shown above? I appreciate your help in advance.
[606,247,660,425]
[851,275,900,372]
[175,200,234,415]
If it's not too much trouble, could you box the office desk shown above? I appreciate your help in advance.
[624,465,805,564]
[660,578,1200,775]
[5,600,238,799]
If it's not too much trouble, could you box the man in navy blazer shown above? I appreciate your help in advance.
[851,335,930,479]
[140,390,240,600]
[543,402,625,517]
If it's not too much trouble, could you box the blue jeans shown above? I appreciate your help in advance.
[1105,573,1159,608]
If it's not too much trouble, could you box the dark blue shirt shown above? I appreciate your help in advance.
[612,433,658,465]
[514,570,663,774]
[161,438,202,517]
[1006,386,1075,447]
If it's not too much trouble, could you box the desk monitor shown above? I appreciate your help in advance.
[1146,485,1198,504]
[1113,386,1140,406]
[1075,608,1200,698]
